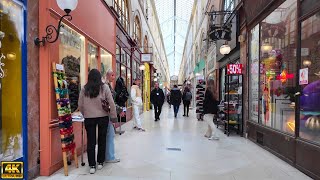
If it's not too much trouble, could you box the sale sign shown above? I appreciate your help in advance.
[227,64,243,75]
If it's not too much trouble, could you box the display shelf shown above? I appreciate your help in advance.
[222,72,243,136]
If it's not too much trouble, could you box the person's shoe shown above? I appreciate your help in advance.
[133,126,138,129]
[138,128,146,132]
[89,166,96,174]
[155,119,158,121]
[106,158,120,163]
[204,134,210,138]
[183,114,186,116]
[97,163,103,170]
[209,136,219,140]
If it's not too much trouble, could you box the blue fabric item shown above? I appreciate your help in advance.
[105,121,115,161]
[173,105,180,116]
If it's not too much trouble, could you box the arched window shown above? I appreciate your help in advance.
[133,16,142,46]
[114,0,129,32]
[143,35,148,53]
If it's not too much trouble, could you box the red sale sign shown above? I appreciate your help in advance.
[227,64,243,75]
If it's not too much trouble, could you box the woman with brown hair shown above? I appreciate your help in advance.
[203,79,220,140]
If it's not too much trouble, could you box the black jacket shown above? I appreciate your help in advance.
[170,88,182,106]
[115,77,129,107]
[151,88,165,105]
[203,90,219,114]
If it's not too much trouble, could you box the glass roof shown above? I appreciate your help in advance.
[155,0,194,76]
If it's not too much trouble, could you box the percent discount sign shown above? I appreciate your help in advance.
[227,64,243,75]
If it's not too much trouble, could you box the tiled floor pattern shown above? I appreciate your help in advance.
[35,104,312,180]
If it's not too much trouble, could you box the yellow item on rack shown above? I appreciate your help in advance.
[229,120,237,124]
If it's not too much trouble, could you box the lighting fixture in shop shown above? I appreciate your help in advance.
[220,44,231,55]
[139,64,146,70]
[261,41,273,53]
[303,60,312,67]
[34,0,78,46]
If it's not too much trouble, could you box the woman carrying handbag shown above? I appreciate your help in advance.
[78,69,117,174]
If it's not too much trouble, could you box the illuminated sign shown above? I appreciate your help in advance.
[1,162,23,179]
[227,64,243,75]
[276,70,294,83]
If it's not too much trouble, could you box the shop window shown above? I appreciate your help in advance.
[116,62,120,79]
[299,13,320,143]
[133,16,142,46]
[59,24,85,112]
[0,0,24,161]
[127,54,131,68]
[101,49,112,77]
[114,0,129,33]
[249,25,260,122]
[127,67,132,106]
[88,43,98,71]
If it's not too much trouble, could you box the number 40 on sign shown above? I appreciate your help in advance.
[227,64,243,75]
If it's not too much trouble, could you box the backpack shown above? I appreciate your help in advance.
[185,92,192,101]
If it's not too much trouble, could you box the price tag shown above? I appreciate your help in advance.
[227,64,243,75]
[56,64,64,71]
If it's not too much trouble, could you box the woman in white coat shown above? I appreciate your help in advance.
[131,77,145,131]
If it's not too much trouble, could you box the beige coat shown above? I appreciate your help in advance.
[78,84,117,119]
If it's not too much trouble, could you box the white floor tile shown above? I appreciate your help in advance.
[35,104,312,180]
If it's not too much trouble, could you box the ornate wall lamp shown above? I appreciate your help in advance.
[34,0,78,46]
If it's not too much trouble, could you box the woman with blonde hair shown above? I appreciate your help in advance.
[203,79,220,140]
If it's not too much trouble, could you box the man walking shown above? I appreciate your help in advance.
[170,85,182,118]
[151,82,165,121]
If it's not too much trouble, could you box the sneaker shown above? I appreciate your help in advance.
[89,166,96,174]
[183,114,186,116]
[97,163,103,170]
[209,136,219,140]
[138,128,146,132]
[106,158,120,163]
[133,126,138,129]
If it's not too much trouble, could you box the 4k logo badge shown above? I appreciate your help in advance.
[1,162,23,179]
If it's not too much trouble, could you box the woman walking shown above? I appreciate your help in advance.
[203,79,220,140]
[78,69,117,174]
[182,87,192,117]
[170,85,182,118]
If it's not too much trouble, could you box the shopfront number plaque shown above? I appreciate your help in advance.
[227,64,243,75]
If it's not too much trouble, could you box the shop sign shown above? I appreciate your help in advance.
[141,53,152,62]
[227,64,243,75]
[276,70,294,83]
[0,53,6,79]
[299,68,308,85]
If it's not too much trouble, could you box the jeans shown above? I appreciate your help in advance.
[173,105,180,117]
[84,116,109,167]
[153,104,162,119]
[105,121,115,161]
[183,101,190,116]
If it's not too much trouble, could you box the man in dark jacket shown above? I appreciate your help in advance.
[151,82,165,121]
[170,85,182,118]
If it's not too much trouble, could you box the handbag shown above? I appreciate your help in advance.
[101,87,111,113]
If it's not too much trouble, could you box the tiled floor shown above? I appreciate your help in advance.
[35,104,312,180]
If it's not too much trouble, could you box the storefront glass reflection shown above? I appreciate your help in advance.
[300,13,320,143]
[59,24,85,112]
[0,0,24,161]
[88,43,98,71]
[101,48,112,77]
[259,0,297,134]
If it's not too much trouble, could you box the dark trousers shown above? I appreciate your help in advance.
[84,116,109,167]
[173,105,180,117]
[154,104,163,119]
[184,101,190,116]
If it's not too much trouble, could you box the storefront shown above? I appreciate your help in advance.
[0,0,28,175]
[38,0,116,175]
[245,0,320,178]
